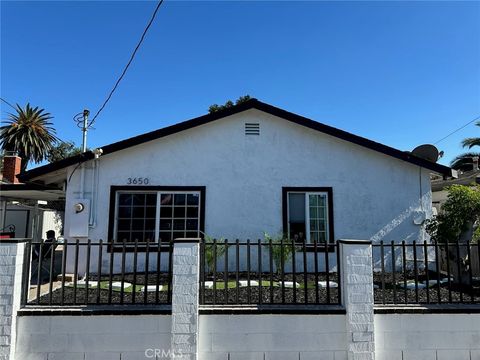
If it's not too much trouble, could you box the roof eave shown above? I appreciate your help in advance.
[19,98,456,180]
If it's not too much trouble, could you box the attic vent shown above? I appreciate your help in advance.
[245,123,260,136]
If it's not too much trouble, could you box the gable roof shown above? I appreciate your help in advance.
[19,98,456,181]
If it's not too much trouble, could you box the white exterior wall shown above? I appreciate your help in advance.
[63,109,432,272]
[65,109,432,242]
[375,313,480,360]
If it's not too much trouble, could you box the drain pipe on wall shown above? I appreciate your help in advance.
[89,148,103,228]
[418,166,425,243]
[79,163,85,199]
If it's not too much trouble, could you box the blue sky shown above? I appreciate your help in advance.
[1,1,479,168]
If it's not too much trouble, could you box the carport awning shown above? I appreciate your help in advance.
[0,183,64,201]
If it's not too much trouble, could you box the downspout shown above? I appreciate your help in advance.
[419,166,424,243]
[89,158,98,227]
[89,148,103,228]
[79,164,85,199]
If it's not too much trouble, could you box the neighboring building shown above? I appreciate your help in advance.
[431,167,480,213]
[0,153,64,239]
[1,202,63,239]
[18,99,455,272]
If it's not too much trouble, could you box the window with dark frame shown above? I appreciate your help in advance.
[113,190,201,243]
[158,192,200,242]
[283,188,333,245]
[116,192,157,242]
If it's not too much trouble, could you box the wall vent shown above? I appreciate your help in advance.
[245,123,260,136]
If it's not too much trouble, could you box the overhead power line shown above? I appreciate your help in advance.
[434,114,480,145]
[0,97,16,111]
[89,0,165,126]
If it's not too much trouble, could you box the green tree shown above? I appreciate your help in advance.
[47,141,83,163]
[426,184,480,283]
[208,95,252,113]
[450,121,480,172]
[0,103,59,171]
[426,185,480,244]
[450,152,480,172]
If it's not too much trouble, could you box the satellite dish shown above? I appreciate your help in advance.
[411,144,440,163]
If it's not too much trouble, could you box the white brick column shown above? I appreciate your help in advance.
[339,239,375,360]
[171,239,200,360]
[0,240,27,360]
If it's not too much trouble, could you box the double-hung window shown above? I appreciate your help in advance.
[110,186,204,244]
[283,187,333,244]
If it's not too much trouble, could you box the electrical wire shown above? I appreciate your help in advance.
[0,97,16,111]
[434,114,480,145]
[89,0,164,127]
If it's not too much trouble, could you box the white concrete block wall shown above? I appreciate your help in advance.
[171,241,200,360]
[13,312,480,359]
[340,240,375,360]
[198,314,348,360]
[9,236,480,360]
[0,241,25,360]
[375,313,480,360]
[15,315,172,360]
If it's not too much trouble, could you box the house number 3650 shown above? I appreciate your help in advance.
[127,177,149,185]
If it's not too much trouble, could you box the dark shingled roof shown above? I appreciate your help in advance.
[19,98,455,181]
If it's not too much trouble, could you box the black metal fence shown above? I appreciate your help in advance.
[22,239,174,306]
[373,241,480,305]
[199,239,341,305]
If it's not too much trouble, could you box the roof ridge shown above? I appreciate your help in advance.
[19,99,455,181]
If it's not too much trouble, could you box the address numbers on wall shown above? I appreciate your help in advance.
[126,177,150,185]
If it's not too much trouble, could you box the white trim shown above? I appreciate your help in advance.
[286,191,329,244]
[113,190,201,243]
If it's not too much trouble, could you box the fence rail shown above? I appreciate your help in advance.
[22,239,174,306]
[199,239,341,305]
[26,238,479,308]
[373,241,480,305]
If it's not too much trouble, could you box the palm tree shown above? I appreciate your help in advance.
[450,122,480,172]
[1,103,59,171]
[461,122,480,149]
[450,152,480,172]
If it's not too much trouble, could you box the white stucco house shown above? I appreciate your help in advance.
[18,99,455,271]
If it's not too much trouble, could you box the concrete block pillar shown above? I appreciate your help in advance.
[0,240,27,360]
[171,238,200,360]
[339,239,375,360]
